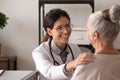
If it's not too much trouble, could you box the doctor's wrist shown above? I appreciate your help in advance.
[63,64,73,76]
[65,61,76,72]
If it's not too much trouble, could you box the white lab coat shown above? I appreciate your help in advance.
[32,39,81,80]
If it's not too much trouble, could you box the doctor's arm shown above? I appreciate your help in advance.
[32,50,68,80]
[65,52,94,72]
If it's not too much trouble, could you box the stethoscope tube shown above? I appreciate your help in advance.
[49,38,74,65]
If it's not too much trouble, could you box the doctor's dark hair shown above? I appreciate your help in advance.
[43,8,70,32]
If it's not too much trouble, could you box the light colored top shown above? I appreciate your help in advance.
[32,39,81,80]
[71,54,120,80]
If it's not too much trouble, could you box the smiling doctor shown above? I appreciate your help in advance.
[32,8,94,80]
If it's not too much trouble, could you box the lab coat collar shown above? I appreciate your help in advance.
[50,39,69,55]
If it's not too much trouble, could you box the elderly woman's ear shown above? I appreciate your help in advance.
[93,31,99,40]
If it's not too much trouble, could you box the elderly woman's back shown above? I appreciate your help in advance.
[71,4,120,80]
[72,54,120,80]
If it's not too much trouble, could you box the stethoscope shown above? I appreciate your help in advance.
[49,38,74,65]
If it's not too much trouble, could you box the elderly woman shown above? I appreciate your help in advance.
[71,5,120,80]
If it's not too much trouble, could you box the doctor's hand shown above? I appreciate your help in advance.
[65,52,95,72]
[74,52,95,66]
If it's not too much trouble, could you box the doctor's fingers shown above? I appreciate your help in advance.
[77,57,94,65]
[79,57,94,62]
[76,53,95,64]
[79,52,95,59]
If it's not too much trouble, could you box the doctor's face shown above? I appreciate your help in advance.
[48,16,72,45]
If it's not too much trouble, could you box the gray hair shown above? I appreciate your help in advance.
[88,5,120,42]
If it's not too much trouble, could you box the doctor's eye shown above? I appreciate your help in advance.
[53,24,72,32]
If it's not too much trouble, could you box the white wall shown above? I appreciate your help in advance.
[0,0,120,70]
[0,0,38,70]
